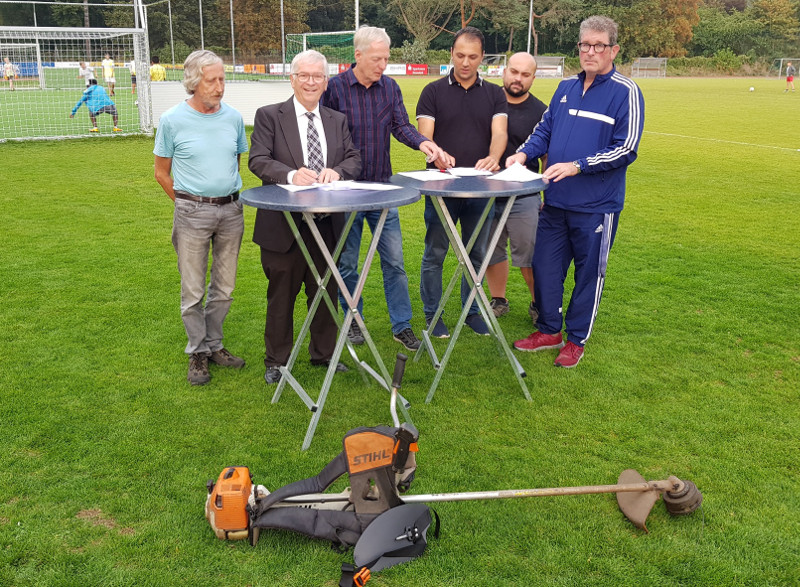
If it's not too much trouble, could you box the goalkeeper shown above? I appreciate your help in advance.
[70,79,121,133]
[3,57,18,91]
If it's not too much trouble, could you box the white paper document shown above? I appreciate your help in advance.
[446,167,494,177]
[397,170,454,182]
[279,181,401,192]
[487,162,544,182]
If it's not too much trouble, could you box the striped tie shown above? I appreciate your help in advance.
[305,111,324,172]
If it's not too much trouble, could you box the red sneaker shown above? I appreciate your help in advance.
[554,341,584,368]
[513,331,564,352]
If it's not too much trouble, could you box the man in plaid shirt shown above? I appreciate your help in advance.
[323,26,450,351]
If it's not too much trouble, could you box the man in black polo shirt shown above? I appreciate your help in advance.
[416,26,508,338]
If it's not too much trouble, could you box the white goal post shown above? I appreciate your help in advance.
[631,58,667,78]
[0,42,44,89]
[0,26,151,141]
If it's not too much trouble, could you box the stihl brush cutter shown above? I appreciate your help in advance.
[206,354,702,586]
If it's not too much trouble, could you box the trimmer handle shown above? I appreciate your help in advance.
[391,353,408,390]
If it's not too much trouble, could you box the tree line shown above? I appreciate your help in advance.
[1,0,798,63]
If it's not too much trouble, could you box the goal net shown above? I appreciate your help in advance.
[286,31,355,72]
[0,26,151,141]
[0,43,44,90]
[631,58,667,78]
[771,58,800,78]
[534,56,565,79]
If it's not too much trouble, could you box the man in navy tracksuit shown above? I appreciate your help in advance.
[507,15,644,368]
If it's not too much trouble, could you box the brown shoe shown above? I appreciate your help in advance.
[209,348,245,368]
[188,353,210,385]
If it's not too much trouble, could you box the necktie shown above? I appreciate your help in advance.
[305,111,324,172]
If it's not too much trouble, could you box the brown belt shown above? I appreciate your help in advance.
[174,190,239,205]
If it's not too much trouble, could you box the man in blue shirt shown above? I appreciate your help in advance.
[507,16,644,368]
[69,79,121,132]
[154,50,249,385]
[323,26,449,351]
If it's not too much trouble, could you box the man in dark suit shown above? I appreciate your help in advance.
[249,50,361,385]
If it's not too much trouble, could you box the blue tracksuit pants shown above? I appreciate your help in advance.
[532,205,619,347]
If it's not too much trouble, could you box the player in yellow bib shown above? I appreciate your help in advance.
[102,53,116,96]
[150,56,167,81]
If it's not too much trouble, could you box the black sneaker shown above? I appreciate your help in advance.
[490,297,510,317]
[528,301,539,324]
[347,322,365,345]
[393,328,421,351]
[187,353,210,385]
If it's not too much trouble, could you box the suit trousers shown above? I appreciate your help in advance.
[260,216,339,367]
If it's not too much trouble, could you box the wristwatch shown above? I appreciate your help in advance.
[572,160,582,174]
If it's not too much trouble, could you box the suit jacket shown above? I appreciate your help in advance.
[249,97,362,253]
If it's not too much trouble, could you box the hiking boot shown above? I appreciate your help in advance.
[347,322,365,345]
[528,301,539,324]
[426,316,450,339]
[209,348,245,368]
[490,297,510,317]
[393,328,421,351]
[465,314,490,336]
[554,341,584,368]
[513,331,564,352]
[187,353,210,385]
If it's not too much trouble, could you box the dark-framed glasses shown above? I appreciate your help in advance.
[577,42,613,53]
[294,72,326,82]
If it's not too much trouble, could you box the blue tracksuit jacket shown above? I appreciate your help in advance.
[517,66,644,213]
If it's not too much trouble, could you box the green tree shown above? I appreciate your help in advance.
[750,0,800,54]
[389,0,457,50]
[689,4,765,56]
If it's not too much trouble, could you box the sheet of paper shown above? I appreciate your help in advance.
[447,167,493,177]
[278,184,317,192]
[279,181,401,192]
[319,181,401,191]
[488,162,544,182]
[397,170,454,182]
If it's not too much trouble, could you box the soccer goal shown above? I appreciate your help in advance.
[631,58,667,78]
[286,31,355,73]
[534,56,565,79]
[772,58,800,78]
[0,42,44,89]
[0,26,151,141]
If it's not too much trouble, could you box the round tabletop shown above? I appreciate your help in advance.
[390,172,548,198]
[241,183,420,213]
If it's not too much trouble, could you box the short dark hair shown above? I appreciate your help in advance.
[89,78,98,85]
[452,27,485,54]
[151,56,160,64]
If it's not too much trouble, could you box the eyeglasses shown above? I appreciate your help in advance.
[293,72,326,83]
[577,42,613,53]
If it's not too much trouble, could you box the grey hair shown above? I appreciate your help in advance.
[183,50,223,94]
[354,26,391,52]
[290,50,328,77]
[580,15,618,46]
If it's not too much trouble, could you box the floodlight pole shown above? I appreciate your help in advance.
[229,0,236,72]
[527,0,533,54]
[168,0,175,66]
[199,0,204,50]
[280,0,286,76]
[355,0,359,29]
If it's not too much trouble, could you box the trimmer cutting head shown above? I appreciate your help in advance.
[353,503,434,573]
[616,469,703,532]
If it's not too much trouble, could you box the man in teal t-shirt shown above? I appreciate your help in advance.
[154,50,249,386]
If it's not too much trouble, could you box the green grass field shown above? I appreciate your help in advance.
[1,77,799,586]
